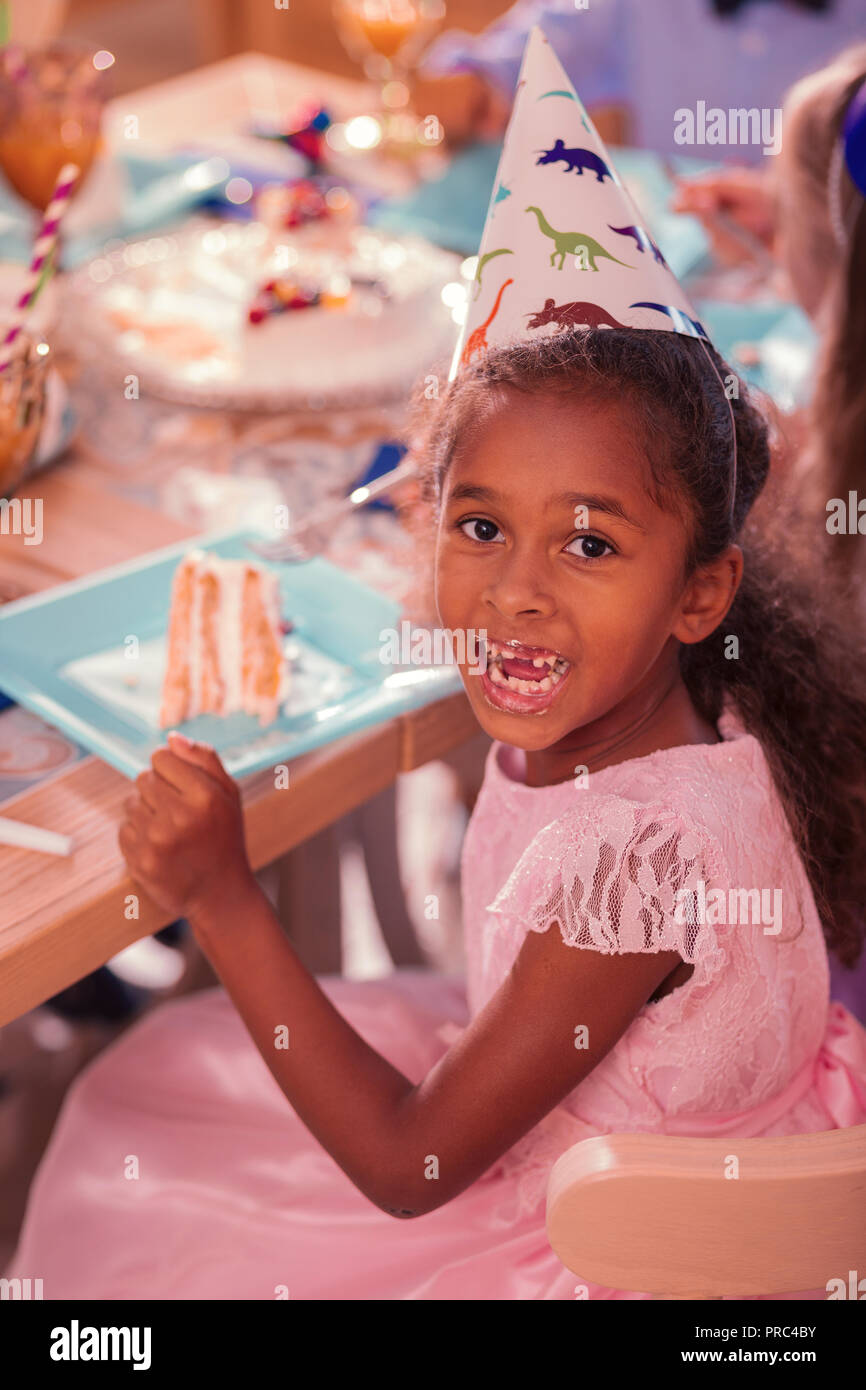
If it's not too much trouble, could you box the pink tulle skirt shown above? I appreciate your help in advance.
[6,972,865,1300]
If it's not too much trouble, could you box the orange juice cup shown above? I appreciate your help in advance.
[0,41,111,212]
[333,0,446,80]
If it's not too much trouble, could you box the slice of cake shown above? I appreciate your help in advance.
[159,550,289,728]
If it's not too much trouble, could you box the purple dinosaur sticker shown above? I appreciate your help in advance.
[630,302,708,338]
[608,224,668,267]
[536,140,613,183]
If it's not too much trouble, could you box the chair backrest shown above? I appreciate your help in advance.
[546,1126,866,1298]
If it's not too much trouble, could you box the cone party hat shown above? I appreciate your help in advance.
[451,26,710,379]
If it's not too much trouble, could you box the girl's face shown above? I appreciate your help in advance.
[435,388,728,770]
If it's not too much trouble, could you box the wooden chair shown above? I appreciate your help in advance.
[546,1126,866,1298]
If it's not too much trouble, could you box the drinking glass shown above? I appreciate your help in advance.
[0,332,51,499]
[0,40,111,213]
[332,0,446,151]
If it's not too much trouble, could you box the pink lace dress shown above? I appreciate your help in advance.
[7,711,866,1299]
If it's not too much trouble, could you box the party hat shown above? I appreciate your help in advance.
[451,26,710,379]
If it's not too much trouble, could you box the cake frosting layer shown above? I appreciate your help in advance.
[159,551,289,728]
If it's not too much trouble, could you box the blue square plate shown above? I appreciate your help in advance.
[0,528,463,780]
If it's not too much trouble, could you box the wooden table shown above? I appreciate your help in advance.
[0,460,478,1027]
[0,53,480,1028]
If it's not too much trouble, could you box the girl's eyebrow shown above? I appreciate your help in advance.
[446,482,645,530]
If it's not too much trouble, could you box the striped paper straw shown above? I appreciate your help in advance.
[0,161,80,374]
[2,42,30,84]
[0,815,73,856]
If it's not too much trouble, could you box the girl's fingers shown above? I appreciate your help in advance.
[148,747,212,801]
[122,793,147,822]
[118,820,139,858]
[133,771,163,813]
[161,735,237,795]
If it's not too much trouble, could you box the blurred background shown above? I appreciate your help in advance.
[45,0,507,91]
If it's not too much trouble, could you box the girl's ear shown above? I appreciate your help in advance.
[673,544,743,645]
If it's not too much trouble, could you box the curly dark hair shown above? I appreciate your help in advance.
[405,327,866,968]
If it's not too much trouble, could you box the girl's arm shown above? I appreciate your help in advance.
[121,737,681,1219]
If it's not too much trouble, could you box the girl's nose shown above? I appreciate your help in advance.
[483,551,556,620]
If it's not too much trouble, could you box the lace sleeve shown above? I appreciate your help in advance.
[485,798,728,964]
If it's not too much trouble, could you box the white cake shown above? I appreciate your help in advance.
[159,550,289,728]
[75,220,461,410]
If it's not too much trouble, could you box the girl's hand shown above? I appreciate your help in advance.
[118,733,256,924]
[671,167,776,266]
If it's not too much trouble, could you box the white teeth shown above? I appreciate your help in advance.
[485,640,571,695]
[489,664,562,696]
[489,646,562,666]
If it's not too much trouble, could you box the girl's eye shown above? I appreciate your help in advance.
[565,534,614,561]
[459,517,503,543]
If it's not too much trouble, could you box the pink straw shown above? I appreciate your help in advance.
[0,161,80,373]
[2,42,30,84]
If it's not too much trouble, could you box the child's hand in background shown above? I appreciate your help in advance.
[118,733,256,922]
[671,167,777,266]
[410,71,509,147]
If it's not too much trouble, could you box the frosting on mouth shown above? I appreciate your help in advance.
[484,638,571,696]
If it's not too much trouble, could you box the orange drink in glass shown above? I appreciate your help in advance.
[0,41,110,212]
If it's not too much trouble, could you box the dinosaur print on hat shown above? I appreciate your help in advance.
[608,224,668,266]
[462,279,514,366]
[526,206,632,271]
[631,302,708,338]
[473,247,514,298]
[526,299,628,331]
[451,26,709,379]
[536,141,613,183]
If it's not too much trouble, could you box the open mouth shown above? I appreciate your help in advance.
[485,638,570,692]
[472,635,573,713]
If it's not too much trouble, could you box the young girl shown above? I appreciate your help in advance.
[8,26,866,1301]
[6,322,866,1301]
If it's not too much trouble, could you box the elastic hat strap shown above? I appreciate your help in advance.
[697,335,738,530]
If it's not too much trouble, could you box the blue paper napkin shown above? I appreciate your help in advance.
[350,442,407,512]
[0,150,310,269]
